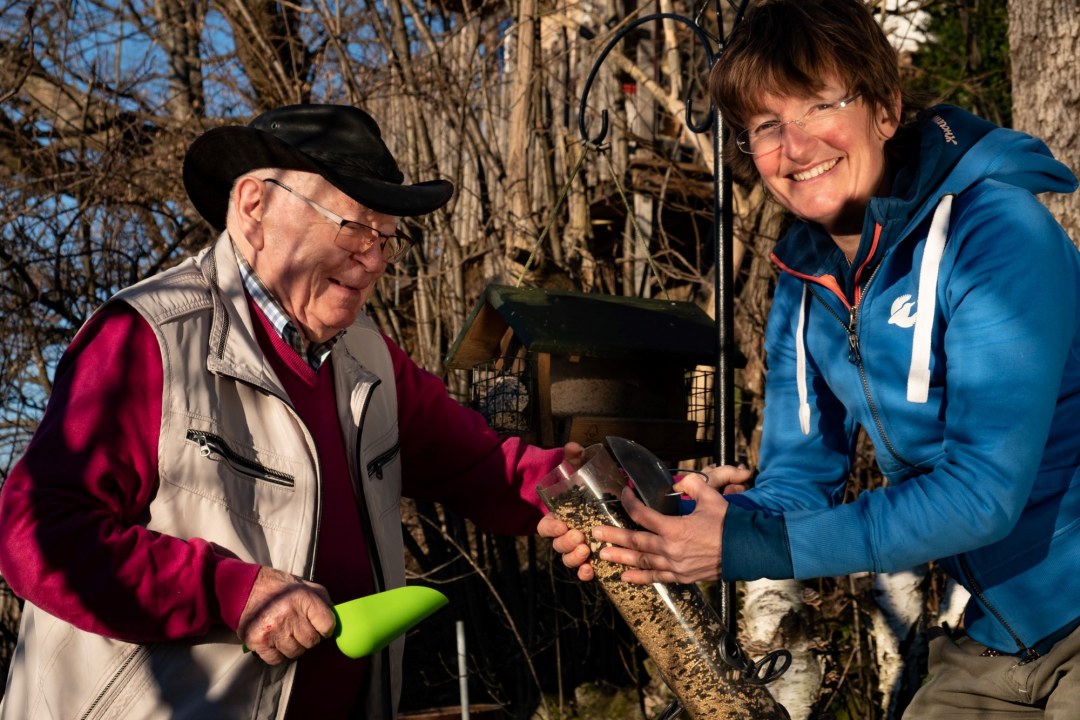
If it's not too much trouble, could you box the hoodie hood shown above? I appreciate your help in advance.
[883,104,1077,242]
[772,105,1078,282]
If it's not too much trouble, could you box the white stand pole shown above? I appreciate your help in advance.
[457,620,470,720]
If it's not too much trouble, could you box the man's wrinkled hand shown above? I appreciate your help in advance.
[238,566,337,665]
[535,442,593,581]
[537,514,595,582]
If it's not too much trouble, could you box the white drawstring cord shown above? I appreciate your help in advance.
[907,194,953,403]
[796,284,811,435]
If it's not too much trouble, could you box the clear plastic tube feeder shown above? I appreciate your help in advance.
[538,444,787,720]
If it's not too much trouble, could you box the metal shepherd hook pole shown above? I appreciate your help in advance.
[575,0,750,639]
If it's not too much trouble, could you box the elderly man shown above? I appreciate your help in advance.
[0,104,577,719]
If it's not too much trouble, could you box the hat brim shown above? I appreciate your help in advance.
[183,126,454,230]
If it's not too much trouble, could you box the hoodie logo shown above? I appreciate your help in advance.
[889,295,917,328]
[932,115,958,145]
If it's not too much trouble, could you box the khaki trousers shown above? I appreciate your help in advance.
[903,623,1080,719]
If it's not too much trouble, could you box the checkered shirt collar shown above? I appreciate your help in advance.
[233,243,341,370]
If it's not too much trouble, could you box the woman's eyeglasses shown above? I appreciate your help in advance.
[736,93,863,156]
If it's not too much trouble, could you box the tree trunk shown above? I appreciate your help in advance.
[740,579,819,720]
[1008,0,1080,240]
[870,568,927,720]
[504,0,540,280]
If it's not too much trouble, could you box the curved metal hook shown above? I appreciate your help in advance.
[684,95,714,135]
[578,13,720,146]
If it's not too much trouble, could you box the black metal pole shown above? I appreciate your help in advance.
[712,101,737,633]
[577,0,749,638]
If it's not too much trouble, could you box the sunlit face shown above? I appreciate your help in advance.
[748,80,898,244]
[252,172,395,343]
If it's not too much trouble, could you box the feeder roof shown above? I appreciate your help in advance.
[445,284,729,369]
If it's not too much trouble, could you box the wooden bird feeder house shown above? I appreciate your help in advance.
[445,285,729,462]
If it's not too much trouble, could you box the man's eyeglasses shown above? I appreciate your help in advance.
[262,178,413,263]
[736,93,863,156]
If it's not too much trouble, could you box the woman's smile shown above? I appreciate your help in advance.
[791,158,840,182]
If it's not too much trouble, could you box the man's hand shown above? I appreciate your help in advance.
[238,566,337,665]
[562,441,585,468]
[538,514,595,582]
[536,442,593,581]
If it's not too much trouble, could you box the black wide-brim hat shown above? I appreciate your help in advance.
[183,104,454,230]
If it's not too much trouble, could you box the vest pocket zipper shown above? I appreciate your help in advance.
[186,429,295,488]
[366,443,400,480]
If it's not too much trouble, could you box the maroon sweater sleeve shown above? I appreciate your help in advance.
[0,302,259,641]
[386,335,563,534]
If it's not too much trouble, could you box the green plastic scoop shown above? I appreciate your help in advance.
[333,586,449,659]
[242,586,449,658]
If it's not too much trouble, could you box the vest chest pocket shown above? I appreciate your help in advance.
[363,438,402,520]
[366,442,400,480]
[186,429,295,488]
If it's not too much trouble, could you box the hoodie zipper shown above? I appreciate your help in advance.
[186,429,295,487]
[808,264,921,471]
[958,555,1040,663]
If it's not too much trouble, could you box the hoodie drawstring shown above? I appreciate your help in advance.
[907,194,953,402]
[796,284,812,435]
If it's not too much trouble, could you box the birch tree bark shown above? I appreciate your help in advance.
[740,580,821,720]
[1008,0,1080,240]
[870,568,927,720]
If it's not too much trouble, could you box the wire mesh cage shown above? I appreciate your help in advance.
[686,366,716,446]
[469,356,532,435]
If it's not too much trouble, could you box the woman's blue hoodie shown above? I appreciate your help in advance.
[726,105,1080,658]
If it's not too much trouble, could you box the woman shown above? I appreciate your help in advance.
[539,0,1080,716]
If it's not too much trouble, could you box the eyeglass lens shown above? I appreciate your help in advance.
[335,223,411,262]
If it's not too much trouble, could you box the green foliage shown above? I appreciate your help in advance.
[908,0,1012,127]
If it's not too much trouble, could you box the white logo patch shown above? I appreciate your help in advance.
[889,294,917,328]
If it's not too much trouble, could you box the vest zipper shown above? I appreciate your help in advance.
[958,554,1040,663]
[352,378,393,719]
[79,645,149,720]
[186,429,295,487]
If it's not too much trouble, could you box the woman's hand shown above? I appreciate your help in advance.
[700,463,753,495]
[538,453,748,585]
[593,472,730,585]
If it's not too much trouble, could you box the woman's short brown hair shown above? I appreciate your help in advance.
[709,0,906,181]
